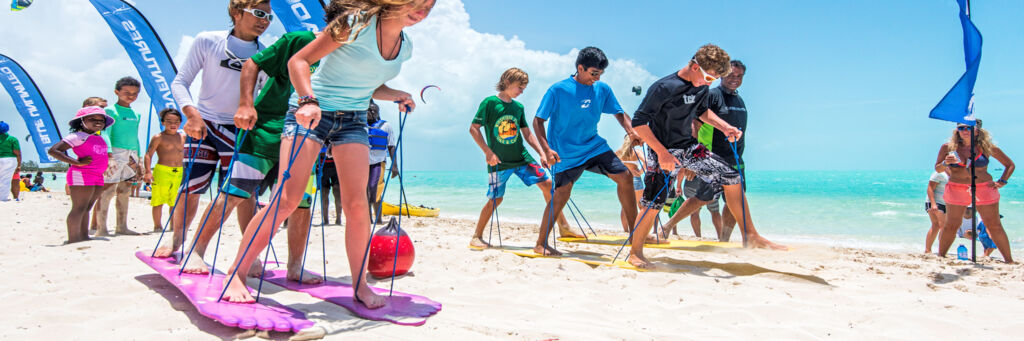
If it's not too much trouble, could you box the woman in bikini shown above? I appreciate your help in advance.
[934,120,1015,263]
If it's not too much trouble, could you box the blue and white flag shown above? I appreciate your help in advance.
[929,0,981,125]
[272,0,328,32]
[0,54,61,162]
[89,0,178,111]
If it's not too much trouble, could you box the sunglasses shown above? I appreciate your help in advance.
[243,8,273,21]
[588,69,604,77]
[693,60,718,83]
[956,125,973,131]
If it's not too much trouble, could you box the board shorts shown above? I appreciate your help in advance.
[103,147,138,184]
[943,181,1000,206]
[150,164,183,207]
[683,177,721,211]
[68,167,104,187]
[282,106,369,147]
[553,150,628,188]
[924,202,947,213]
[641,144,740,210]
[321,161,338,190]
[184,120,238,194]
[224,152,312,209]
[487,162,549,199]
[368,162,387,203]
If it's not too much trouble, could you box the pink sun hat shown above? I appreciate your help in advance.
[70,106,115,128]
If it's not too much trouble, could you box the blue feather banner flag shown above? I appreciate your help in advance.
[929,0,981,125]
[0,54,62,162]
[271,0,328,32]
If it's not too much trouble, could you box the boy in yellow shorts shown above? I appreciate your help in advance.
[143,109,185,232]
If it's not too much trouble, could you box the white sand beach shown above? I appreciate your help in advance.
[1,192,1022,340]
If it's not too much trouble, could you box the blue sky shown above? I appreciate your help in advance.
[1,0,1021,171]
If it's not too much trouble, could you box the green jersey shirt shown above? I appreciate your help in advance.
[472,95,535,172]
[239,31,319,160]
[102,104,141,156]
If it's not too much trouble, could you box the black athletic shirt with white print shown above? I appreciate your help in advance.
[631,72,710,150]
[706,86,747,166]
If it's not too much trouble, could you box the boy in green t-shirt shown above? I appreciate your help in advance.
[469,68,574,248]
[155,30,323,284]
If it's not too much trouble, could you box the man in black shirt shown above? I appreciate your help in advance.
[664,60,748,241]
[630,44,784,268]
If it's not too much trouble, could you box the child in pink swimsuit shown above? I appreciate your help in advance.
[47,106,114,244]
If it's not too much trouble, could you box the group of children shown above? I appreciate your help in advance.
[468,45,785,268]
[50,0,792,308]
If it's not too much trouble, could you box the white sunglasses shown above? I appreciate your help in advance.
[243,8,273,21]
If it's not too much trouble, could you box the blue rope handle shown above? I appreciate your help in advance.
[388,106,412,296]
[151,136,200,257]
[728,140,749,247]
[179,130,248,275]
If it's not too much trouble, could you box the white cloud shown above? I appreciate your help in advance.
[1,0,658,167]
[382,0,658,170]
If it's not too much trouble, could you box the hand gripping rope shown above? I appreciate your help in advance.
[179,130,248,275]
[728,140,749,247]
[218,128,313,302]
[612,171,672,263]
[151,136,200,257]
[630,145,661,243]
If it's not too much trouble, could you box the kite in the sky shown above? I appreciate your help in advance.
[420,85,440,103]
[10,0,33,11]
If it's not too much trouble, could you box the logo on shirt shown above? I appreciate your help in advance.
[683,95,696,104]
[493,115,520,145]
[580,99,591,109]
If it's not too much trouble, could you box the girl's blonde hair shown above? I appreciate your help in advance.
[324,0,428,44]
[947,125,996,156]
[615,134,643,162]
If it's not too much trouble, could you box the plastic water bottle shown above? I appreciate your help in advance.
[957,244,969,260]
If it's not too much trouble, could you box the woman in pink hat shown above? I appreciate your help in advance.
[47,106,114,244]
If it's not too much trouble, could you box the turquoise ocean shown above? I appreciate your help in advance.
[375,170,1023,254]
[37,170,1023,253]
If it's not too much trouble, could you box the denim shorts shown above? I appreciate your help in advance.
[282,106,369,147]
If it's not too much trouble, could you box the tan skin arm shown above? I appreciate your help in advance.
[613,113,640,140]
[532,117,560,167]
[935,144,952,173]
[142,135,161,183]
[47,141,89,166]
[288,33,344,129]
[927,181,940,211]
[520,126,549,169]
[12,148,20,174]
[990,146,1014,188]
[235,59,261,130]
[697,109,741,141]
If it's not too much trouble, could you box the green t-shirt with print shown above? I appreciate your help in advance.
[471,95,535,172]
[239,31,319,160]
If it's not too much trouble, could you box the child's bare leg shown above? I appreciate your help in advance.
[332,143,386,309]
[66,186,96,243]
[154,193,201,257]
[152,205,163,232]
[472,198,500,247]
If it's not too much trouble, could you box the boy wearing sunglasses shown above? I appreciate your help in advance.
[630,44,785,268]
[159,0,270,259]
[532,47,640,256]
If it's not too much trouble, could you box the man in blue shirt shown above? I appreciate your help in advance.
[533,47,639,255]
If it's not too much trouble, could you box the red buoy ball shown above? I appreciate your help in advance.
[368,218,415,279]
